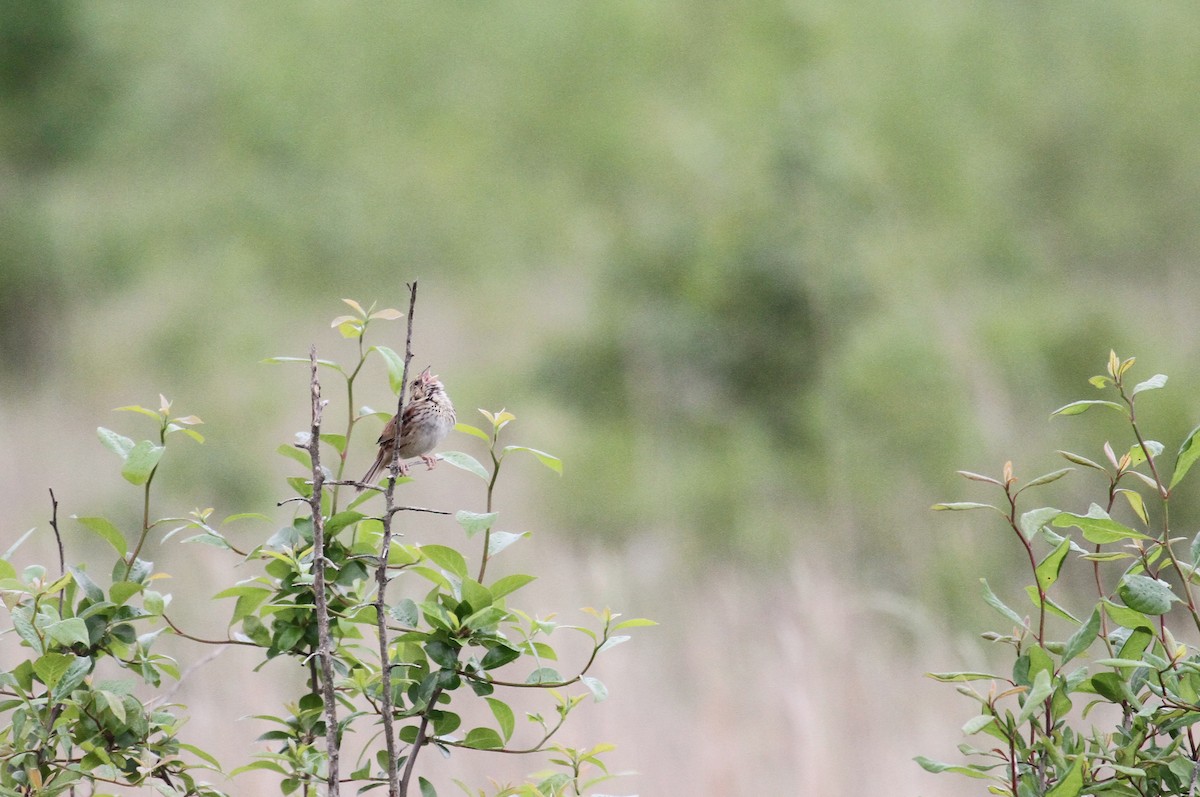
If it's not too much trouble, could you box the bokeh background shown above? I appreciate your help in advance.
[6,2,1200,794]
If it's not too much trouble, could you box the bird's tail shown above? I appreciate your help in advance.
[356,451,386,492]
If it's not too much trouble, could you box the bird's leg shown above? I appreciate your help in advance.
[420,455,439,470]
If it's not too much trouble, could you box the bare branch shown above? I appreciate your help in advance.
[308,345,341,797]
[380,281,419,797]
[48,489,65,615]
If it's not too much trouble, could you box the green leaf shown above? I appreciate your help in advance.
[114,403,161,420]
[1020,507,1062,538]
[1127,440,1164,467]
[320,433,347,454]
[45,618,89,648]
[480,644,520,670]
[1171,424,1200,490]
[455,511,498,538]
[1025,585,1080,623]
[1059,450,1106,471]
[54,655,90,697]
[1035,539,1071,591]
[913,757,991,779]
[489,574,535,600]
[69,566,105,603]
[121,440,165,485]
[926,672,1002,683]
[98,689,126,723]
[97,427,134,459]
[438,451,489,480]
[372,345,406,394]
[276,443,311,469]
[33,652,73,688]
[962,714,995,735]
[1093,658,1152,669]
[1119,574,1176,615]
[980,579,1025,628]
[1016,669,1053,726]
[487,531,529,557]
[1052,504,1153,544]
[613,617,657,631]
[1020,469,1073,491]
[2,528,35,560]
[262,356,343,373]
[419,777,438,797]
[109,581,143,605]
[454,423,491,442]
[73,516,127,557]
[325,511,364,537]
[1132,373,1168,395]
[1062,607,1101,665]
[1045,756,1084,797]
[177,742,222,769]
[391,598,419,627]
[1101,598,1153,630]
[463,727,504,750]
[1117,488,1147,525]
[525,667,562,685]
[931,502,997,512]
[1051,399,1125,417]
[421,545,468,579]
[580,675,608,702]
[501,445,563,474]
[486,697,516,741]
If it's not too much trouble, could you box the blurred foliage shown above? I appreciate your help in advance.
[5,1,1200,600]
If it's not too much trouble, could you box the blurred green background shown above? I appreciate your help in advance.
[6,2,1200,794]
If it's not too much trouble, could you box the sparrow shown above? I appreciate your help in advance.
[357,367,455,490]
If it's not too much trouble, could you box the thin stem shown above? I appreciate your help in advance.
[48,489,65,616]
[477,444,501,583]
[308,346,341,797]
[399,686,441,794]
[381,281,419,797]
[162,614,257,646]
[1006,487,1045,644]
[1121,385,1200,635]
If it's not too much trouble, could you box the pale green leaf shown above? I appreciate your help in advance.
[439,451,489,480]
[97,427,135,459]
[1171,424,1200,490]
[121,441,164,485]
[73,516,127,557]
[502,445,563,474]
[1050,400,1124,417]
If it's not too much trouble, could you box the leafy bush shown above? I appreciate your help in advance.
[0,291,650,797]
[924,351,1200,796]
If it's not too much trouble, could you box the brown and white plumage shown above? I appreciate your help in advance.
[357,367,455,490]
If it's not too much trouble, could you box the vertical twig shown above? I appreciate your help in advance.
[308,345,341,797]
[48,489,65,615]
[379,281,419,797]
